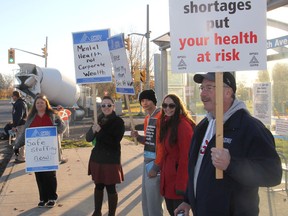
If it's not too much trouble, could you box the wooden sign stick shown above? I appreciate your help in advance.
[215,72,224,179]
[92,84,98,124]
[124,94,138,145]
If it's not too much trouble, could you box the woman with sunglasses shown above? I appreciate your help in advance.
[159,94,195,216]
[86,95,125,216]
[14,94,66,208]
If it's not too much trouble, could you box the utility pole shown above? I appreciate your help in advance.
[41,36,48,67]
[145,4,150,90]
[129,5,150,90]
[44,36,48,67]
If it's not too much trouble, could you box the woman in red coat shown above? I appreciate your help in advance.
[159,94,195,216]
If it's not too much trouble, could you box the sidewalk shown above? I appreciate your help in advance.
[0,139,169,216]
[1,138,288,216]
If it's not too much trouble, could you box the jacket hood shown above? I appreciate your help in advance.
[206,99,248,123]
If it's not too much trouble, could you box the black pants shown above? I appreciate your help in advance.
[165,198,183,216]
[35,171,58,202]
[4,122,13,136]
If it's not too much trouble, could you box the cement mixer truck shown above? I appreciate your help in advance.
[14,63,100,121]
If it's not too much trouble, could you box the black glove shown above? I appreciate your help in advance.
[14,148,19,156]
[54,119,61,126]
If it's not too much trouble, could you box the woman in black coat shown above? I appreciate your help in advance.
[86,96,125,216]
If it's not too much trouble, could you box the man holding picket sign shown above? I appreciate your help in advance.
[174,72,282,216]
[168,0,283,215]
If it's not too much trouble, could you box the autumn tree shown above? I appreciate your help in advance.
[127,36,155,97]
[0,73,14,98]
[256,70,270,82]
[272,63,288,115]
[236,82,251,102]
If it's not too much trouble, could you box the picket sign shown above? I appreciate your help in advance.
[107,33,136,145]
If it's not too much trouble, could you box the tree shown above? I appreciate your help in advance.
[272,63,288,115]
[127,36,155,96]
[0,73,5,91]
[257,70,270,82]
[123,36,148,109]
[0,73,14,98]
[236,82,251,102]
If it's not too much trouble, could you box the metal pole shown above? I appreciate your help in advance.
[45,36,48,67]
[13,48,44,58]
[145,4,150,90]
[139,36,145,114]
[128,33,145,113]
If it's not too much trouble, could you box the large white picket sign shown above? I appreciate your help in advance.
[169,0,267,72]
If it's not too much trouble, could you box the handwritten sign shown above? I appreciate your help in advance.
[169,0,267,72]
[25,126,59,172]
[108,33,135,95]
[72,29,113,84]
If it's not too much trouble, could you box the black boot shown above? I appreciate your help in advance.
[92,189,103,216]
[108,193,118,216]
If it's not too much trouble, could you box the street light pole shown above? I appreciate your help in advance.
[145,4,150,90]
[139,36,145,113]
[44,36,48,67]
[128,4,150,90]
[127,34,145,114]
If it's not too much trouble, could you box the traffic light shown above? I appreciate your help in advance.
[134,68,140,82]
[124,37,130,51]
[140,70,146,83]
[41,46,47,57]
[8,49,15,64]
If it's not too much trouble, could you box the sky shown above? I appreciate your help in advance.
[240,5,288,87]
[1,0,287,87]
[0,0,169,79]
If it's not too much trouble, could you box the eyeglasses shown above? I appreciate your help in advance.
[199,85,231,92]
[162,103,176,109]
[199,85,216,92]
[101,104,113,108]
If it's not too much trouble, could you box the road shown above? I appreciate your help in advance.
[0,99,12,129]
[0,100,13,177]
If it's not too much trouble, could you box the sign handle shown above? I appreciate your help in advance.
[215,72,224,179]
[124,95,138,145]
[92,85,98,125]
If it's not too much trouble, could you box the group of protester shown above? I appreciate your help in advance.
[85,71,282,216]
[6,71,282,216]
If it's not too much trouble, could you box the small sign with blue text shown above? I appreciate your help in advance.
[25,126,59,172]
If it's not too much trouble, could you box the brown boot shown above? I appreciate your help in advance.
[92,189,103,216]
[108,193,118,216]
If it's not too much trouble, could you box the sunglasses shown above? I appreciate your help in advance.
[101,104,113,108]
[162,103,176,109]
